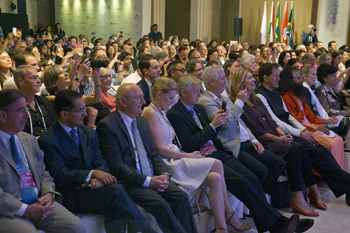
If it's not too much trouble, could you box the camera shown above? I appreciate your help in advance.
[82,56,108,68]
[312,28,317,32]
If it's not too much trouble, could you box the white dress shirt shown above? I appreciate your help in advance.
[118,110,151,187]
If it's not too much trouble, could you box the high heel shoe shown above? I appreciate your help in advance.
[225,212,252,232]
[308,193,327,210]
[289,199,319,217]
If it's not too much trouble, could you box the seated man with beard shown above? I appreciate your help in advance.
[279,66,345,169]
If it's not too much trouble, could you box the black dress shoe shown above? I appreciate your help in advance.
[270,214,299,233]
[346,192,350,206]
[295,219,314,233]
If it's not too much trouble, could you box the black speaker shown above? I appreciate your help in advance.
[234,18,243,37]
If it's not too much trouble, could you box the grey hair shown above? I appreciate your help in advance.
[203,66,224,89]
[150,46,162,56]
[13,65,37,88]
[240,54,255,66]
[178,74,202,95]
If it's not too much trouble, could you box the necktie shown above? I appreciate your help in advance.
[189,108,203,129]
[10,136,38,204]
[131,120,153,176]
[70,128,79,148]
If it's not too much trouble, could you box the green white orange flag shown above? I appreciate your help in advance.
[282,1,288,44]
[274,1,281,42]
[261,1,267,44]
[268,1,275,42]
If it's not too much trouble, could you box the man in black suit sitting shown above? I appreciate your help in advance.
[96,83,197,233]
[137,57,161,108]
[39,89,154,233]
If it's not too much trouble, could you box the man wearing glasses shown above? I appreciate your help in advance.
[14,65,56,137]
[38,89,155,233]
[0,89,85,232]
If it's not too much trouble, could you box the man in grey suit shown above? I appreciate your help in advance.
[0,89,84,233]
[199,65,285,194]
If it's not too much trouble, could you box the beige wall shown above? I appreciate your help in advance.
[240,0,313,46]
[316,0,350,47]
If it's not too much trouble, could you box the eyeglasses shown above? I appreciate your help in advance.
[67,106,87,114]
[23,75,41,80]
[3,107,28,114]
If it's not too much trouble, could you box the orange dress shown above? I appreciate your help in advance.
[283,91,344,169]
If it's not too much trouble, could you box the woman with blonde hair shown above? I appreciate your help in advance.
[230,68,325,216]
[42,62,101,106]
[143,77,251,233]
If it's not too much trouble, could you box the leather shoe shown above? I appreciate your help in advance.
[295,219,314,233]
[346,192,350,206]
[270,214,299,233]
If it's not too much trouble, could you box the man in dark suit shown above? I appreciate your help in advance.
[96,83,197,233]
[38,89,154,233]
[0,89,84,233]
[137,57,161,108]
[167,74,314,233]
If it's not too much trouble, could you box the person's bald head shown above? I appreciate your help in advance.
[116,83,145,118]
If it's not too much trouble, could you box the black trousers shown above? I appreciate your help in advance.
[66,184,155,233]
[123,181,197,233]
[283,142,316,192]
[209,150,284,233]
[240,141,286,194]
[295,136,350,197]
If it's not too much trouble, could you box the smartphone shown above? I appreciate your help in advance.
[240,83,246,90]
[221,101,227,112]
[12,27,17,35]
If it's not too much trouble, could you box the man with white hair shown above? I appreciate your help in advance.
[240,54,259,86]
[199,66,285,194]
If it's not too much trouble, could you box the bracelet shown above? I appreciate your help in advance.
[95,84,101,87]
[75,78,82,82]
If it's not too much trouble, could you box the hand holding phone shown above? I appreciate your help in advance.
[221,101,227,112]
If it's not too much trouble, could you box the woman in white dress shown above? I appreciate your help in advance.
[142,77,251,233]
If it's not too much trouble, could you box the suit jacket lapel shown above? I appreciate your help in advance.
[177,101,201,130]
[114,111,137,163]
[0,137,18,175]
[54,123,81,159]
[77,127,89,167]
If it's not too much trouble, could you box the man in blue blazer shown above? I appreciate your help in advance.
[96,83,197,233]
[38,89,154,233]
